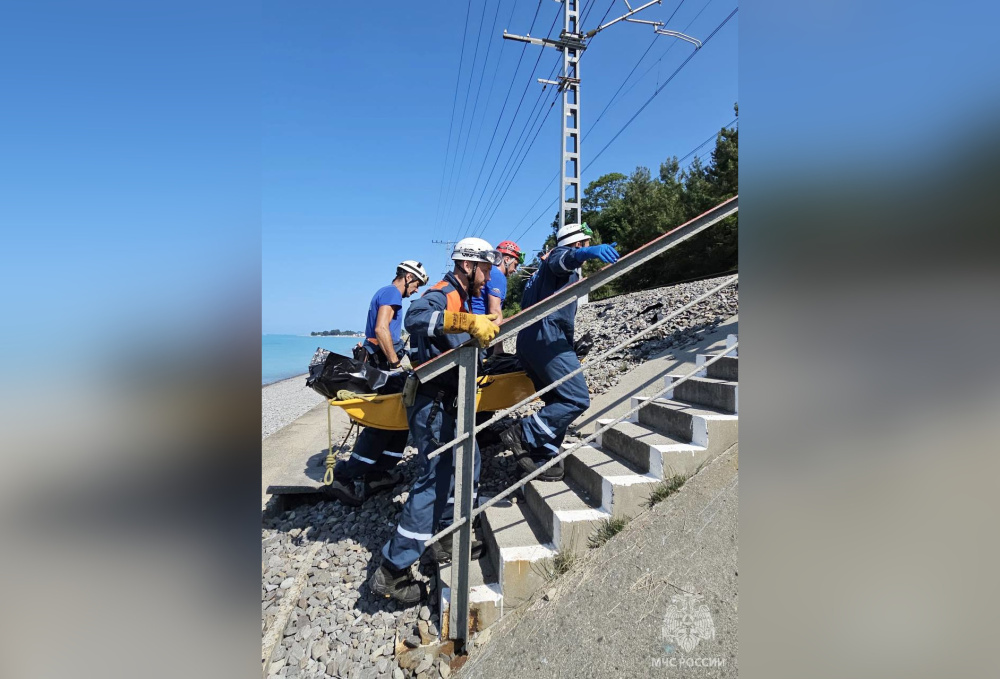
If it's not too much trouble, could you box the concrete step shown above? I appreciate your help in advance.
[635,397,738,449]
[480,500,558,609]
[437,556,502,638]
[523,478,610,557]
[597,420,708,480]
[697,353,739,381]
[563,444,659,520]
[666,375,738,413]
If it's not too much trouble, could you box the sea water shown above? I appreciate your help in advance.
[262,334,362,386]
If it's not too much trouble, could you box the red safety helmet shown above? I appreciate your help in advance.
[496,240,525,265]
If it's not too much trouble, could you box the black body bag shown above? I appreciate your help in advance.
[305,348,406,399]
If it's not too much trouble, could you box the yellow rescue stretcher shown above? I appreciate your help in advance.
[330,370,537,431]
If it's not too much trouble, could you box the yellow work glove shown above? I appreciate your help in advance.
[443,311,499,348]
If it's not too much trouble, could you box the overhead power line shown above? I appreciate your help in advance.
[454,5,562,240]
[442,0,491,241]
[503,0,705,239]
[584,0,715,138]
[467,57,563,237]
[447,0,539,242]
[493,0,709,254]
[447,0,508,237]
[433,0,474,234]
[472,89,561,237]
[586,6,738,170]
[678,116,736,166]
[587,0,715,140]
[510,112,737,246]
[458,6,562,241]
[461,0,625,243]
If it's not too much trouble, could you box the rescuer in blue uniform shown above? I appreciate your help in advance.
[370,238,502,604]
[500,223,619,481]
[469,240,523,318]
[470,240,523,358]
[327,260,429,507]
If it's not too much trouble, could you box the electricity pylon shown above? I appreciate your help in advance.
[503,0,701,231]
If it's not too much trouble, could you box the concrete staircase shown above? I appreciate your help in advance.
[438,338,739,637]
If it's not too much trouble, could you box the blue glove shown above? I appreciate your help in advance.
[576,242,620,264]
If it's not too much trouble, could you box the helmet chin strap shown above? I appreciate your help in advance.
[465,262,476,296]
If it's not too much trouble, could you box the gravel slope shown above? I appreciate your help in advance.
[261,277,738,679]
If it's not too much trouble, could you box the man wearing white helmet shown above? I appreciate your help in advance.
[500,223,619,482]
[370,237,501,603]
[358,260,430,371]
[327,260,430,507]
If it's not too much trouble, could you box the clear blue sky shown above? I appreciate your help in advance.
[263,0,738,335]
[1,1,259,366]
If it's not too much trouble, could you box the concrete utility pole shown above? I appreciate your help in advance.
[503,0,702,231]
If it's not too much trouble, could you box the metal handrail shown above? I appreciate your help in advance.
[429,342,739,548]
[421,274,738,462]
[425,196,738,646]
[414,195,738,384]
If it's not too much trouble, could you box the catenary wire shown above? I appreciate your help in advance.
[509,6,737,243]
[504,0,707,240]
[588,0,719,140]
[446,0,509,237]
[584,0,689,136]
[458,10,564,238]
[452,0,547,241]
[444,0,491,242]
[469,76,561,237]
[433,0,474,234]
[456,4,562,240]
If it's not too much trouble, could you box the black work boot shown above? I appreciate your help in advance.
[363,469,402,497]
[500,423,527,457]
[515,453,564,482]
[326,477,363,507]
[370,563,425,605]
[428,532,485,564]
[535,457,564,482]
[501,422,540,477]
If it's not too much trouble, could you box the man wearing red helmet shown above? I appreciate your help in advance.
[470,240,523,324]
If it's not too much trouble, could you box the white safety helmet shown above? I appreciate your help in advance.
[451,237,503,266]
[397,260,429,285]
[556,222,594,246]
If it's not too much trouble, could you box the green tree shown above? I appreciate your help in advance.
[518,105,737,300]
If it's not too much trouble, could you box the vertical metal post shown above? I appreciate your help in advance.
[505,0,693,237]
[560,0,581,231]
[561,0,587,304]
[449,344,478,645]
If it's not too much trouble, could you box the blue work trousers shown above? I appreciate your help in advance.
[516,331,590,457]
[334,427,408,480]
[382,391,481,570]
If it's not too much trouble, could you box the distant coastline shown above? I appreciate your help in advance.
[310,330,364,337]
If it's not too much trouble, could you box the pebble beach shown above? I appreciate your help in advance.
[262,374,326,440]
